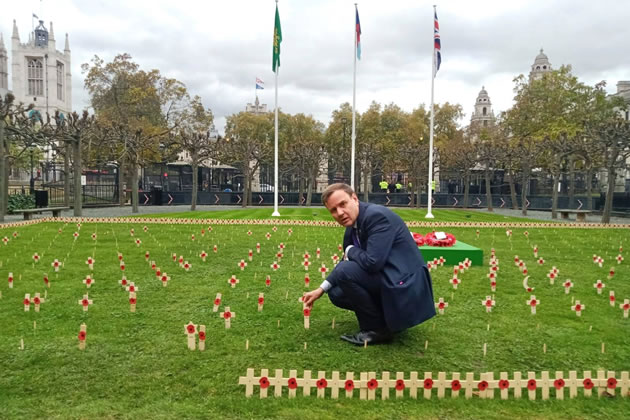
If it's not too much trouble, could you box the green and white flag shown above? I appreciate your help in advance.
[272,4,282,73]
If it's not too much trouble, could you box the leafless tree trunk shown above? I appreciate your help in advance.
[508,170,518,210]
[131,163,139,213]
[72,138,83,216]
[586,168,593,210]
[191,160,198,211]
[602,165,616,224]
[568,156,575,208]
[484,166,493,211]
[64,145,71,207]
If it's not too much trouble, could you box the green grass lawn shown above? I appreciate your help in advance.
[131,207,551,224]
[0,210,628,419]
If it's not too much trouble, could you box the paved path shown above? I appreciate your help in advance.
[2,205,628,225]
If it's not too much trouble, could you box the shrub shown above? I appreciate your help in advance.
[8,193,35,213]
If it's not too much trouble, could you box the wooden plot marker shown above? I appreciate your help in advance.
[238,259,247,270]
[620,299,630,318]
[528,295,540,314]
[125,283,139,293]
[78,294,93,312]
[571,300,585,316]
[228,275,239,288]
[435,298,448,315]
[563,279,573,294]
[8,272,13,288]
[593,280,605,294]
[23,293,31,311]
[213,293,222,312]
[129,292,137,312]
[303,305,311,329]
[185,322,197,350]
[482,296,495,313]
[86,257,95,270]
[609,291,616,307]
[31,293,45,312]
[161,273,170,287]
[78,323,87,350]
[198,325,206,351]
[257,293,265,312]
[119,275,128,287]
[83,275,94,288]
[221,307,234,328]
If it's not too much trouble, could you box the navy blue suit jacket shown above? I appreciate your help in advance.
[332,201,435,332]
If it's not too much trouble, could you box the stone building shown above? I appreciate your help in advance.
[8,19,72,118]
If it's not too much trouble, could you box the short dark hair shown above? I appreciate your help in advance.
[322,183,355,205]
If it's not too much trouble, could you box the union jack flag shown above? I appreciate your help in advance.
[434,10,441,74]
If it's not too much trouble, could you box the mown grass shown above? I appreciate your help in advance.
[132,207,552,224]
[0,210,628,419]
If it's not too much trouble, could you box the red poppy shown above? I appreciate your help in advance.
[287,378,298,389]
[610,295,616,302]
[186,324,196,334]
[498,379,510,390]
[259,377,270,389]
[44,276,49,283]
[395,379,405,391]
[78,331,86,341]
[198,331,206,340]
[120,265,125,271]
[121,279,128,286]
[82,299,89,307]
[258,297,264,305]
[423,378,433,390]
[478,380,488,391]
[583,378,594,390]
[553,378,565,389]
[530,299,537,307]
[527,379,536,391]
[316,378,328,389]
[23,298,30,305]
[438,302,445,309]
[303,308,311,317]
[129,298,137,305]
[607,377,617,389]
[575,304,582,311]
[223,311,232,319]
[344,380,355,392]
[214,298,221,305]
[265,279,271,286]
[33,297,40,304]
[367,379,378,390]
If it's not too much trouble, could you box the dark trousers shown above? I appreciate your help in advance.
[327,261,388,331]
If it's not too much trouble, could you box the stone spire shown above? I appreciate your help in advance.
[12,19,19,41]
[64,33,70,52]
[0,33,5,51]
[49,21,55,41]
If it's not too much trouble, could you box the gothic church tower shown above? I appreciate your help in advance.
[10,19,72,118]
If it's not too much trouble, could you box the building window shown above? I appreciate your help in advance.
[483,120,488,127]
[482,107,487,116]
[56,62,64,101]
[28,58,44,96]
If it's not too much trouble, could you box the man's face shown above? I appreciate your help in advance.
[325,190,359,227]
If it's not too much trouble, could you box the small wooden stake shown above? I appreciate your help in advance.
[424,340,429,350]
[331,317,335,329]
[245,339,249,350]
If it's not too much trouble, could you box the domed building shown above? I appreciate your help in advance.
[470,86,495,128]
[529,48,552,81]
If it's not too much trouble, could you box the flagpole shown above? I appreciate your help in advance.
[351,3,358,190]
[426,4,436,219]
[272,63,280,216]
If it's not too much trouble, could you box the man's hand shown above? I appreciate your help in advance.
[303,287,324,309]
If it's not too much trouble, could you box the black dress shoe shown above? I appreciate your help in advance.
[340,330,393,346]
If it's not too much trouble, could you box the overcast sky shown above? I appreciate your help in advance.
[2,0,629,133]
